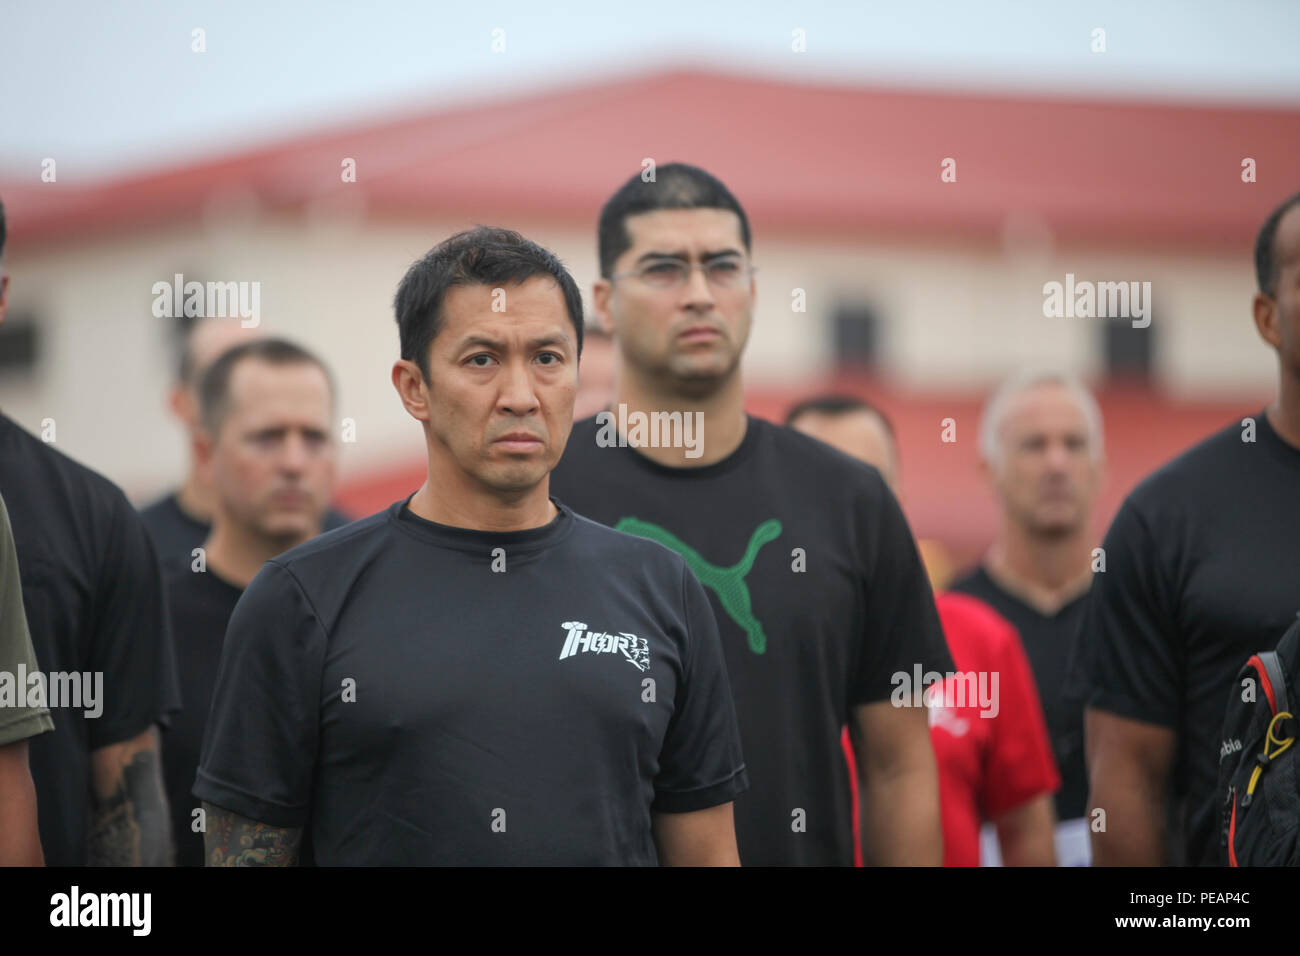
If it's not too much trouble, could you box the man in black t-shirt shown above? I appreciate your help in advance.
[947,371,1105,866]
[549,164,951,866]
[1073,191,1300,866]
[195,226,747,865]
[0,196,180,865]
[162,338,339,866]
[140,316,350,563]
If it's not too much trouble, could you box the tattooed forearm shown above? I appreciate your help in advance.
[87,740,172,866]
[204,803,302,866]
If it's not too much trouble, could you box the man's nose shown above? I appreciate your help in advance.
[498,359,541,415]
[680,263,716,309]
[279,432,311,472]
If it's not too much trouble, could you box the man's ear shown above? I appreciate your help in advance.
[192,426,215,479]
[591,279,615,335]
[0,275,9,325]
[391,360,431,422]
[167,384,194,427]
[1253,292,1282,350]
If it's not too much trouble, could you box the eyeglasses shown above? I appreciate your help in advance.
[608,255,756,290]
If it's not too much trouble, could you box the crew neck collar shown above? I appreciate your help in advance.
[390,494,574,554]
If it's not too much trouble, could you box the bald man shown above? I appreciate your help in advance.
[140,317,351,561]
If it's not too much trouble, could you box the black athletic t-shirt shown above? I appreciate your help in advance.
[140,492,352,565]
[1070,411,1300,866]
[195,497,748,865]
[160,559,243,867]
[948,567,1088,822]
[0,412,182,865]
[550,414,953,866]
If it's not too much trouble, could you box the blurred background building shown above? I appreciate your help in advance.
[3,3,1299,568]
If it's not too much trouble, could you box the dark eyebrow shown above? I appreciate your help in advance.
[455,332,574,352]
[455,334,506,352]
[633,248,745,266]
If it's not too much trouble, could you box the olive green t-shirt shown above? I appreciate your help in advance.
[0,492,54,747]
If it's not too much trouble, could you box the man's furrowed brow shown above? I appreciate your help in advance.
[633,247,744,265]
[454,334,506,352]
[529,332,574,351]
[454,332,574,352]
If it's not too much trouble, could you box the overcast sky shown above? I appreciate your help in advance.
[2,0,1298,179]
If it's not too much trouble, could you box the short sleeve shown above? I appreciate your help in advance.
[652,564,749,813]
[194,561,326,827]
[86,489,181,748]
[981,618,1061,818]
[1069,497,1180,728]
[851,481,954,706]
[0,494,54,746]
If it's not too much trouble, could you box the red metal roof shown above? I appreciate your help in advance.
[5,67,1299,251]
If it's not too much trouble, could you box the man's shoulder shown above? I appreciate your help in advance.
[1121,416,1248,518]
[566,507,691,576]
[268,508,392,576]
[759,416,891,491]
[139,492,186,532]
[947,567,993,600]
[935,590,1019,665]
[0,414,136,522]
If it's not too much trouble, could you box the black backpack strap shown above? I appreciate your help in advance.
[1259,651,1290,718]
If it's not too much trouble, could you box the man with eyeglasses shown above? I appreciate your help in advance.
[550,163,952,866]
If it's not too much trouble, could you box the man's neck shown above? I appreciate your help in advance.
[609,370,748,468]
[983,523,1094,616]
[1266,375,1300,450]
[204,522,313,590]
[407,475,557,533]
[175,473,215,524]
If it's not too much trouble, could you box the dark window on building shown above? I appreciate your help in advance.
[0,312,39,376]
[1102,314,1155,381]
[831,300,881,369]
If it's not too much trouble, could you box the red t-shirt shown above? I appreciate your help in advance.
[842,591,1060,866]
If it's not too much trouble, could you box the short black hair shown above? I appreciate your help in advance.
[597,163,751,278]
[784,393,896,441]
[1255,191,1300,296]
[0,196,7,263]
[198,338,335,434]
[394,225,584,381]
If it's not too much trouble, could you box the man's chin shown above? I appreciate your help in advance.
[1027,513,1084,539]
[259,515,319,545]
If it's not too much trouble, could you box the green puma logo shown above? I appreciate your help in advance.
[614,517,782,655]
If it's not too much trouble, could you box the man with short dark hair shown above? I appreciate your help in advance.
[161,338,338,866]
[1074,190,1300,865]
[196,226,747,865]
[0,196,180,865]
[550,164,952,866]
[140,317,351,563]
